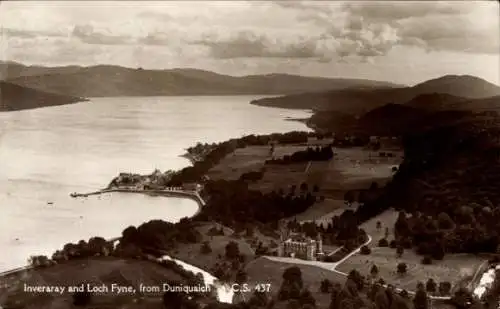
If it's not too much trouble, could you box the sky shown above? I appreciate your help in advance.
[0,1,499,86]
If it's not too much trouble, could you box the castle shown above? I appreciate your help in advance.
[277,227,324,261]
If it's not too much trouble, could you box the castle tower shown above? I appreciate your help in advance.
[277,229,284,257]
[316,233,323,254]
[306,238,316,261]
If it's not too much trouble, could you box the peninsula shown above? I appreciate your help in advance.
[0,80,85,112]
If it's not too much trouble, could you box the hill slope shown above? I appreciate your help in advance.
[2,62,402,97]
[0,81,85,111]
[251,75,500,113]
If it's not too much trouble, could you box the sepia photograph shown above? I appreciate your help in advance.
[0,0,499,308]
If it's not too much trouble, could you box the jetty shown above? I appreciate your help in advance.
[70,188,206,207]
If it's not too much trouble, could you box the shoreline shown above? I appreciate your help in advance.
[70,188,206,217]
[0,189,205,276]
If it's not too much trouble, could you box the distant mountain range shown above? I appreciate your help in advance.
[251,74,500,114]
[0,61,401,98]
[0,81,85,112]
[2,61,499,117]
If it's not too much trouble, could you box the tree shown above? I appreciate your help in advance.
[425,279,437,293]
[438,281,452,296]
[248,290,268,307]
[347,269,365,291]
[451,287,473,309]
[421,256,432,265]
[299,289,316,307]
[437,212,454,230]
[399,289,409,299]
[431,242,445,260]
[235,269,248,285]
[391,294,411,309]
[370,265,379,278]
[390,240,398,249]
[200,241,212,254]
[245,226,254,237]
[225,241,240,260]
[360,245,371,255]
[320,279,333,293]
[329,283,343,309]
[344,190,356,206]
[396,246,404,258]
[397,263,407,275]
[287,299,301,309]
[378,238,389,247]
[279,267,303,300]
[88,236,108,256]
[394,211,409,238]
[73,291,92,306]
[413,285,429,309]
[375,288,390,309]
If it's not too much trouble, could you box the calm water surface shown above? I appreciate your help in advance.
[0,96,311,271]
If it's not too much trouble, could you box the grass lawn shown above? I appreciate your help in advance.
[322,147,403,194]
[250,163,308,193]
[243,256,345,308]
[336,247,486,293]
[360,209,400,246]
[293,198,350,224]
[207,146,269,180]
[337,210,487,293]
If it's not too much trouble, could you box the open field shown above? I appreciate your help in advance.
[272,145,309,157]
[0,257,186,309]
[249,162,308,193]
[336,247,486,292]
[243,256,345,308]
[321,147,403,196]
[293,198,354,225]
[207,146,269,180]
[360,209,400,246]
[337,210,487,293]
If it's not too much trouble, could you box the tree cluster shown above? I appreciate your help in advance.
[118,217,202,255]
[195,180,316,227]
[265,146,334,165]
[354,111,500,256]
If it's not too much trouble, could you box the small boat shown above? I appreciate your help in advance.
[47,202,53,205]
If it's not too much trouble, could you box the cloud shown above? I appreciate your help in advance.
[136,11,172,22]
[339,1,499,56]
[72,24,133,45]
[194,30,323,59]
[342,1,473,22]
[271,1,498,60]
[138,32,170,46]
[2,27,67,39]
